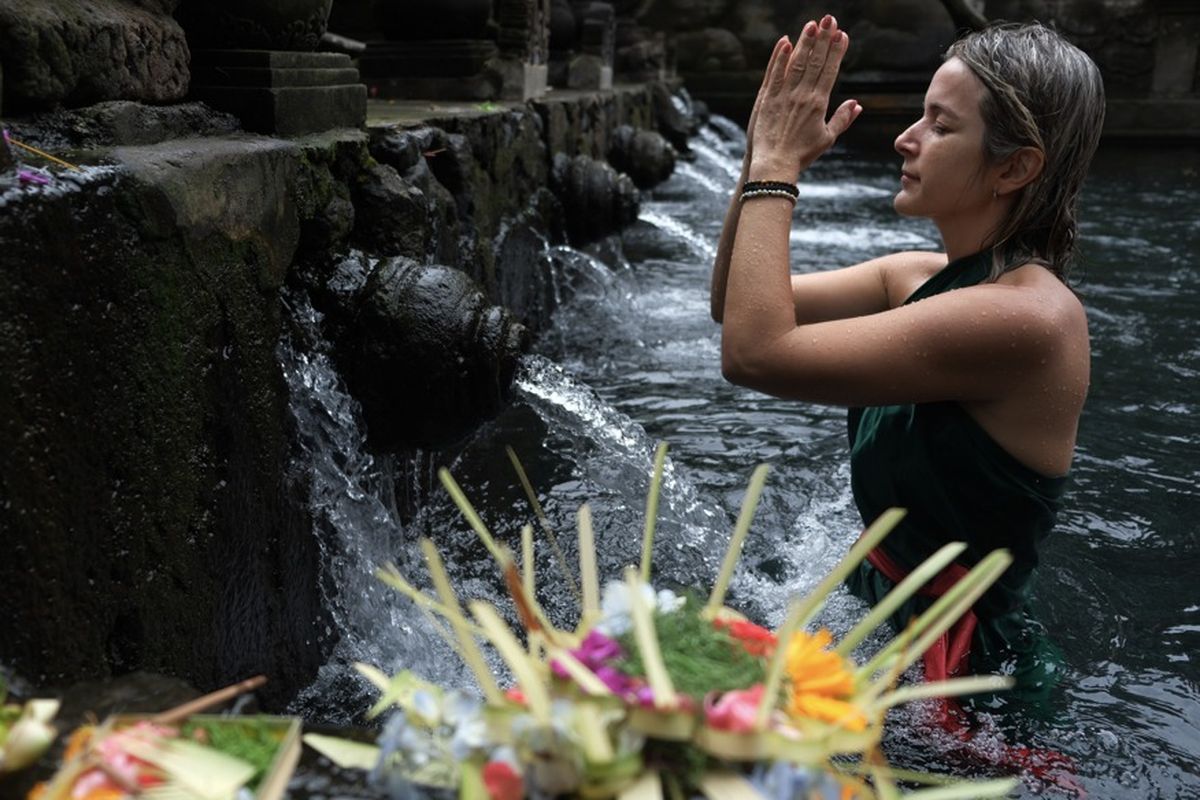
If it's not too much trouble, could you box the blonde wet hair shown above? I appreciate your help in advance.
[947,22,1106,282]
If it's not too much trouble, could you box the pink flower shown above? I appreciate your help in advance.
[704,684,766,732]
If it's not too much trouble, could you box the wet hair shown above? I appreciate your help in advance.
[946,22,1106,282]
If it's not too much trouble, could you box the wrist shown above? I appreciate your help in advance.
[747,156,799,184]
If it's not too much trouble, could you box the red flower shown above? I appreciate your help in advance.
[713,617,777,657]
[483,760,524,800]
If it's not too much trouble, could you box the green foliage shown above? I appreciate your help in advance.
[181,716,283,789]
[617,598,765,698]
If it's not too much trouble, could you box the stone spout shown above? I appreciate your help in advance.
[345,258,529,449]
[550,152,639,244]
[607,124,675,188]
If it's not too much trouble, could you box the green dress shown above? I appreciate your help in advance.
[844,249,1067,704]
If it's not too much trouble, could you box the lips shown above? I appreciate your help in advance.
[900,170,919,182]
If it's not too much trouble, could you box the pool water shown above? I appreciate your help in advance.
[288,122,1200,797]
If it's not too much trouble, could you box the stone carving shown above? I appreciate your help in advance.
[364,0,508,100]
[607,124,675,188]
[569,2,617,89]
[178,0,334,51]
[346,258,529,449]
[0,0,189,110]
[672,27,745,73]
[0,130,12,173]
[550,152,639,243]
[494,0,552,98]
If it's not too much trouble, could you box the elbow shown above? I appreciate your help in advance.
[720,341,762,388]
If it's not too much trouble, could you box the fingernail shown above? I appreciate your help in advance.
[820,15,832,29]
[803,21,816,36]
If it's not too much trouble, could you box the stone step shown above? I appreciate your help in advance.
[191,65,362,88]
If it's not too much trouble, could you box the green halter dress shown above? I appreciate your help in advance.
[844,249,1067,704]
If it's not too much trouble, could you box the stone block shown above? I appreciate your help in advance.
[568,54,614,90]
[497,60,550,100]
[1152,13,1199,96]
[188,50,367,135]
[0,0,189,110]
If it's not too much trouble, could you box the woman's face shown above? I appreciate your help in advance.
[893,58,998,222]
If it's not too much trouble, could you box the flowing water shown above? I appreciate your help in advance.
[287,121,1200,797]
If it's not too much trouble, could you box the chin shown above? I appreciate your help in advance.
[893,194,917,217]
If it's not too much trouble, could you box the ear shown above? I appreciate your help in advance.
[995,146,1045,195]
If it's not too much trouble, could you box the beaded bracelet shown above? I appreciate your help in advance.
[740,187,798,204]
[740,180,799,204]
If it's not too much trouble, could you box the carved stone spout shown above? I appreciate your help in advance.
[345,258,529,449]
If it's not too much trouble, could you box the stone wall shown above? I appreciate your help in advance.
[643,0,1197,137]
[0,85,680,705]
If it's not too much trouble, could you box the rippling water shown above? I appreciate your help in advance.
[290,122,1200,797]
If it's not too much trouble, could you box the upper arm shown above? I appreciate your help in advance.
[789,250,946,324]
[726,281,1073,407]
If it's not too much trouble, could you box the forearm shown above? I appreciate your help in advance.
[720,194,798,379]
[709,158,751,323]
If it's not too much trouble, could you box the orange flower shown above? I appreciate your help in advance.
[783,629,866,731]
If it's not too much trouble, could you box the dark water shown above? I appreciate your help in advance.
[287,124,1200,797]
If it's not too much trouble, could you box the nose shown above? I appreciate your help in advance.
[894,119,919,157]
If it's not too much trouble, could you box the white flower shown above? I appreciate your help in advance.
[595,579,685,636]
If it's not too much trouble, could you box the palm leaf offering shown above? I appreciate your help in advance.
[355,444,1020,799]
[0,675,60,775]
[26,679,301,800]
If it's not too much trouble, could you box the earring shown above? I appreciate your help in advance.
[992,188,998,200]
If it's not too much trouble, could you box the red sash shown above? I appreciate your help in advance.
[864,545,1083,796]
[866,545,977,682]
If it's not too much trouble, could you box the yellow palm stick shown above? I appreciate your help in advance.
[521,523,536,613]
[470,601,552,724]
[704,464,769,617]
[640,442,669,582]
[507,445,581,603]
[419,540,505,705]
[5,135,83,171]
[858,549,1012,684]
[438,468,505,564]
[578,503,601,626]
[625,567,676,710]
[872,676,1014,713]
[835,541,967,657]
[753,597,805,730]
[546,645,612,696]
[375,563,486,637]
[755,509,906,728]
[794,508,906,630]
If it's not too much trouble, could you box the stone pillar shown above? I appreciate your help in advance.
[361,0,503,100]
[1152,0,1199,96]
[548,0,579,87]
[611,0,667,82]
[494,0,551,100]
[568,2,615,89]
[180,0,368,135]
[0,128,13,174]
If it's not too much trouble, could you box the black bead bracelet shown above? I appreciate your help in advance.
[740,180,799,204]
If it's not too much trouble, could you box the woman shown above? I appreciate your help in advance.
[710,17,1105,700]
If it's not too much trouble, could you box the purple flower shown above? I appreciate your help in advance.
[551,630,632,693]
[578,630,623,664]
[18,170,50,186]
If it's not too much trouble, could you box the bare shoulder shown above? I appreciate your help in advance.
[998,263,1089,334]
[869,250,948,308]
